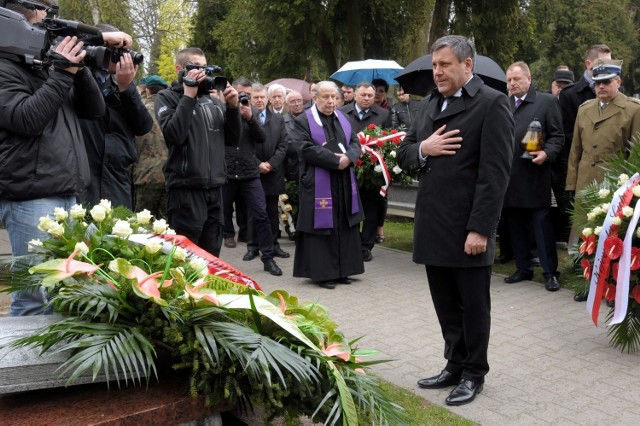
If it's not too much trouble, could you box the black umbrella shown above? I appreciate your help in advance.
[395,54,507,96]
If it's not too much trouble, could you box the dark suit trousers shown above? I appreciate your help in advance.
[167,187,223,257]
[222,179,274,261]
[248,194,280,251]
[505,207,558,278]
[360,188,384,251]
[425,265,491,383]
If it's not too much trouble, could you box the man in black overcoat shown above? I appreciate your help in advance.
[397,35,514,406]
[502,62,564,291]
[339,82,392,261]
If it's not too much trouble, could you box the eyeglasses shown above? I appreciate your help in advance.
[594,79,614,86]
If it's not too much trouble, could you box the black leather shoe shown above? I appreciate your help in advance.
[375,235,385,243]
[243,250,259,261]
[417,370,461,389]
[263,260,282,276]
[445,379,483,406]
[362,250,373,262]
[336,277,352,284]
[545,276,560,292]
[317,280,336,289]
[504,270,533,284]
[273,246,290,258]
[574,291,589,302]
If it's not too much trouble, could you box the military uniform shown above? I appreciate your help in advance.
[566,92,640,192]
[132,93,169,218]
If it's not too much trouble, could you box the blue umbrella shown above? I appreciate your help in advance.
[330,59,403,86]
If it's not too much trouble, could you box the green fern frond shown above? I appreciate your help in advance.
[0,255,48,294]
[606,302,640,352]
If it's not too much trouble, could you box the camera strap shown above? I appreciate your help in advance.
[47,51,84,71]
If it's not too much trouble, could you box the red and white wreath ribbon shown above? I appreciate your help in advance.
[588,173,640,325]
[357,131,406,197]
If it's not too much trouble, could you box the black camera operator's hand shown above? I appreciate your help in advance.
[114,53,137,92]
[223,83,239,108]
[183,68,205,99]
[102,31,133,49]
[53,36,86,74]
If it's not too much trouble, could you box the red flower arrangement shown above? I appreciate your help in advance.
[354,124,415,193]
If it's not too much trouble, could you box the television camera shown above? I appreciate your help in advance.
[178,63,228,92]
[0,0,142,71]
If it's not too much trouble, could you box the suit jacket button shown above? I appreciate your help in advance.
[426,167,432,173]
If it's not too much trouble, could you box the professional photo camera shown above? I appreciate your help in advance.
[178,63,228,92]
[238,92,250,106]
[0,0,142,71]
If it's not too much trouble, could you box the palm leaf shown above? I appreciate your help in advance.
[53,323,157,388]
[53,280,123,322]
[0,255,48,294]
[607,301,640,352]
[195,321,319,389]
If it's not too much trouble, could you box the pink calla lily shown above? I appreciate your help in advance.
[29,249,101,288]
[118,261,171,306]
[322,343,351,361]
[185,280,220,306]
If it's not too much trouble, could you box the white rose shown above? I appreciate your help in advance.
[600,203,610,212]
[69,204,86,220]
[637,227,640,238]
[53,207,68,221]
[618,174,630,185]
[165,228,176,235]
[189,258,208,277]
[152,219,168,234]
[586,212,596,222]
[74,242,90,257]
[112,220,133,237]
[144,240,163,254]
[279,194,288,202]
[37,216,56,232]
[599,188,611,198]
[390,150,397,158]
[108,260,120,274]
[623,206,635,218]
[634,186,640,198]
[99,199,112,214]
[47,222,65,237]
[374,164,383,173]
[594,226,602,236]
[28,239,43,252]
[173,246,187,262]
[90,205,107,222]
[611,217,622,226]
[582,228,593,237]
[136,209,153,225]
[393,165,402,174]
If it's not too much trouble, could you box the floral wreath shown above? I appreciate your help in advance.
[0,200,406,424]
[355,124,415,194]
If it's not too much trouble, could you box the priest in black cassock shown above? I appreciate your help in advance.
[291,81,365,289]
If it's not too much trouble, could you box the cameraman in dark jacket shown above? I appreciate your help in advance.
[80,24,153,209]
[155,47,241,257]
[0,0,132,316]
[222,77,283,276]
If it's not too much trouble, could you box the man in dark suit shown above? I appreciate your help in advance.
[397,35,514,406]
[246,84,290,259]
[556,44,611,250]
[339,82,392,262]
[502,61,564,291]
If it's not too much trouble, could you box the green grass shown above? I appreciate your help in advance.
[378,380,476,425]
[381,216,578,288]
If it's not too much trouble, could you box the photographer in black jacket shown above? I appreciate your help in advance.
[155,47,241,258]
[80,24,152,209]
[0,0,133,316]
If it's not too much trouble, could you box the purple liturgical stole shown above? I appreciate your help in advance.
[305,107,360,229]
